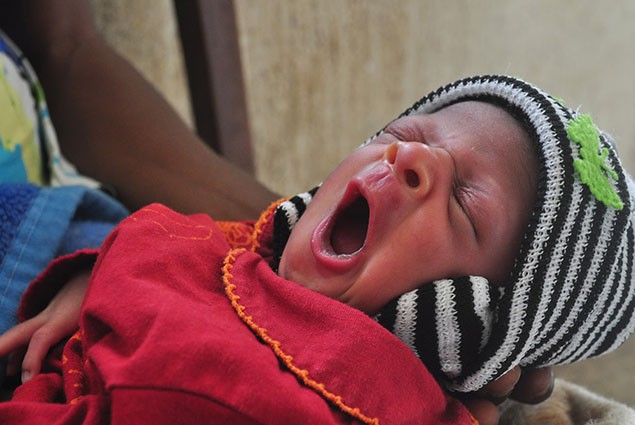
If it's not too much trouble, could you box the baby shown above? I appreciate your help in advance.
[0,75,633,424]
[273,75,635,392]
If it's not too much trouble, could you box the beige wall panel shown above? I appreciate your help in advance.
[236,0,425,195]
[236,0,635,197]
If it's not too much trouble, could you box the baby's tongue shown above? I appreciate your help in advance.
[330,197,369,255]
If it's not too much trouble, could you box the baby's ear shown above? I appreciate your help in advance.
[375,276,500,386]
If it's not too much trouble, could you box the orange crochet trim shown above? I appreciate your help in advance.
[216,221,256,249]
[250,197,289,252]
[221,248,379,425]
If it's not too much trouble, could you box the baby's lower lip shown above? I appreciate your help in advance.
[311,215,363,273]
[310,186,369,273]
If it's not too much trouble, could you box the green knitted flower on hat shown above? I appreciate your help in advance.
[568,114,624,210]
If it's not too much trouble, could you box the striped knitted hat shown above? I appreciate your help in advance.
[273,75,635,392]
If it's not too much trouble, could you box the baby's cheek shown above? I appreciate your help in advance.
[277,247,308,287]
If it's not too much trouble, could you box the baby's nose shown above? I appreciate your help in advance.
[384,142,435,196]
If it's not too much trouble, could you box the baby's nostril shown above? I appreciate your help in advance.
[405,169,420,188]
[385,143,398,164]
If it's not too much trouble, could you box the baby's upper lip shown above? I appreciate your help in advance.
[310,163,401,273]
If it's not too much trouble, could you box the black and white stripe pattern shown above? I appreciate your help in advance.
[274,75,635,392]
[376,276,500,385]
[272,188,318,271]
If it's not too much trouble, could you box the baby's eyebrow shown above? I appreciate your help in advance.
[458,169,499,245]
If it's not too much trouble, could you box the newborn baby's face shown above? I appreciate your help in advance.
[278,101,539,314]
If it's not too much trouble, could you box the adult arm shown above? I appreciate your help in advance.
[2,0,277,220]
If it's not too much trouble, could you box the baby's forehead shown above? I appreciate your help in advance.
[426,100,525,126]
[403,100,534,147]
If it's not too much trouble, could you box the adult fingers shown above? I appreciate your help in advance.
[477,366,521,403]
[510,367,554,404]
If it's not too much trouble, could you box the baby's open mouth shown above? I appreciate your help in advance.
[329,193,370,255]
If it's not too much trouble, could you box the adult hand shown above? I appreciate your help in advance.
[460,366,554,425]
[0,270,90,383]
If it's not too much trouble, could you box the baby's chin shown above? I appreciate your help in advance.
[277,256,355,305]
[277,253,312,290]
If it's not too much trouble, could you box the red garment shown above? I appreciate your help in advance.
[0,203,476,425]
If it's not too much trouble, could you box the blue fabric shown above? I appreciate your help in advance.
[0,184,128,335]
[0,183,38,261]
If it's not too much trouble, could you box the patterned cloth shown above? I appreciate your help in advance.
[0,29,98,187]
